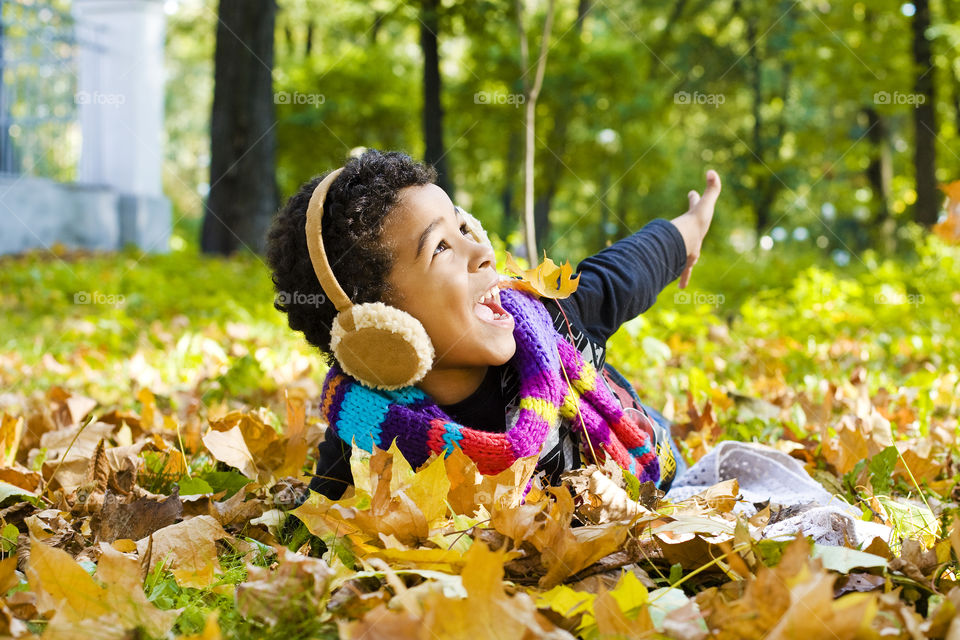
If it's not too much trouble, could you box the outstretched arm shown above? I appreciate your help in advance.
[558,170,722,345]
[669,170,722,289]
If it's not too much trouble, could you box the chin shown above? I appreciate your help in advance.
[490,335,517,365]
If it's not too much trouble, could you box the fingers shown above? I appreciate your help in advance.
[687,190,700,209]
[700,169,722,208]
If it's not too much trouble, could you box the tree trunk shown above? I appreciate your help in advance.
[516,0,556,262]
[500,130,521,235]
[305,20,315,56]
[420,0,452,195]
[911,0,938,226]
[746,11,769,235]
[529,0,588,252]
[202,0,278,255]
[863,106,895,250]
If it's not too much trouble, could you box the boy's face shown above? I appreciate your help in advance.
[382,184,517,371]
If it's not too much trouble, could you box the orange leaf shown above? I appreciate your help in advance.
[938,179,960,204]
[935,180,960,244]
[503,251,580,299]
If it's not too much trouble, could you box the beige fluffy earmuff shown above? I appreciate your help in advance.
[304,167,492,390]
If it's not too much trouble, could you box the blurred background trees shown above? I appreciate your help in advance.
[181,0,959,261]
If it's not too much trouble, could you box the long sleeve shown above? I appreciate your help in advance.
[307,426,353,499]
[558,218,687,345]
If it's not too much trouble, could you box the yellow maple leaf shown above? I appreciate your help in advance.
[503,251,580,299]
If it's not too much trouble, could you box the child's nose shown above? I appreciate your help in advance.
[468,239,496,272]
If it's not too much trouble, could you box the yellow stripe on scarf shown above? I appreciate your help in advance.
[570,361,597,394]
[519,396,560,425]
[559,387,580,419]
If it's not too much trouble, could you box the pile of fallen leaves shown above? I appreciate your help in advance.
[2,231,960,638]
[0,374,957,639]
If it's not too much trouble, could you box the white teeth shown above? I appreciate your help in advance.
[478,285,499,305]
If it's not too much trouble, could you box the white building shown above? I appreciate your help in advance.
[0,0,170,255]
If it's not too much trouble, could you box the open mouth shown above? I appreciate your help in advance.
[473,283,513,327]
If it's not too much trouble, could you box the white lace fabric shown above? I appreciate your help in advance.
[666,441,892,547]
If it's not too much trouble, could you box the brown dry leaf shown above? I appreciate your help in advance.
[412,541,573,639]
[444,447,538,516]
[690,478,740,513]
[821,410,893,475]
[491,487,634,589]
[203,411,287,481]
[202,424,258,479]
[210,411,285,471]
[0,556,17,595]
[561,466,652,525]
[95,544,180,636]
[39,421,116,492]
[340,606,423,640]
[87,438,110,493]
[275,387,310,478]
[894,438,942,484]
[0,599,28,639]
[95,488,183,543]
[39,609,130,640]
[213,483,261,527]
[699,535,877,640]
[136,515,232,587]
[676,393,721,461]
[235,547,333,625]
[0,464,41,493]
[503,252,581,299]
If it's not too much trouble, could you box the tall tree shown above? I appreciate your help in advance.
[420,0,452,195]
[201,0,278,255]
[863,106,894,248]
[532,0,590,252]
[912,0,938,226]
[516,0,555,262]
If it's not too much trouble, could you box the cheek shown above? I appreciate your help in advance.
[411,279,475,346]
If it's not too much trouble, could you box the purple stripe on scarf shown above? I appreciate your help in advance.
[380,405,433,468]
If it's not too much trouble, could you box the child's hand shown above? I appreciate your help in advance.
[670,170,722,289]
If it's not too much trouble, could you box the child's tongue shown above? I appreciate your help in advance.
[474,301,495,322]
[475,298,509,322]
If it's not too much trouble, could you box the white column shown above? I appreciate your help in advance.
[72,0,166,197]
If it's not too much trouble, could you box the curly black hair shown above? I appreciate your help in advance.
[265,149,437,366]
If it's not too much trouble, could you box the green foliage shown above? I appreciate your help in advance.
[156,0,960,260]
[869,446,899,495]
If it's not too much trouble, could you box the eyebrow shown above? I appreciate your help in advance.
[414,205,462,260]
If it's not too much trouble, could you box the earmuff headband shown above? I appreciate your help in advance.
[304,167,353,312]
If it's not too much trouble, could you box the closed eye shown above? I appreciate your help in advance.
[432,222,472,256]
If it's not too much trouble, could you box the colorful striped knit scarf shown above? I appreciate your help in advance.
[319,287,660,484]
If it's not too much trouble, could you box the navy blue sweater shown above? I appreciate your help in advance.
[308,218,687,499]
